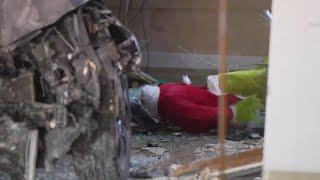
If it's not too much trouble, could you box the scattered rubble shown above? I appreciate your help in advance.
[195,139,264,160]
[141,147,168,156]
[130,129,264,179]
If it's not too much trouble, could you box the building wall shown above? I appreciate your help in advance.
[107,0,271,84]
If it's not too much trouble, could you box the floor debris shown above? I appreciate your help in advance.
[129,129,263,179]
[141,147,168,156]
[172,148,263,177]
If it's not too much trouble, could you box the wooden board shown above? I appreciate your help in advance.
[172,148,263,177]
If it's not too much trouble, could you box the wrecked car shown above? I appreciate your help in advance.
[0,0,141,179]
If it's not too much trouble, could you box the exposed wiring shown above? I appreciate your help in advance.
[124,0,132,26]
[140,0,150,73]
[118,0,132,25]
[127,0,149,72]
[128,0,133,13]
[177,45,217,69]
[177,45,265,72]
[128,0,146,26]
[118,0,122,20]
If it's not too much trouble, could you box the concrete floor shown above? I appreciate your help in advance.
[129,128,264,179]
[35,128,264,180]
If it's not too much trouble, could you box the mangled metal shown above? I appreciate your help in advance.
[0,1,141,179]
[0,0,89,48]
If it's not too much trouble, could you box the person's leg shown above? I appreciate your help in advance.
[160,97,234,133]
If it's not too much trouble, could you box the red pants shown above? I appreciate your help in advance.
[158,84,241,133]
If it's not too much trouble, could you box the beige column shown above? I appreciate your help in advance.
[264,0,320,179]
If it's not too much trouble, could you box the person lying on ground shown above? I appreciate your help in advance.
[138,68,266,133]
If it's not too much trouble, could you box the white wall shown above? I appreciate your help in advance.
[264,0,320,177]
